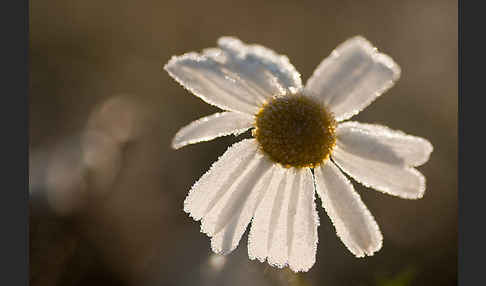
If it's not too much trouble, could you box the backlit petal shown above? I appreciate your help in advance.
[172,112,254,149]
[183,139,258,220]
[336,121,433,167]
[288,169,319,272]
[248,166,289,264]
[165,37,302,114]
[314,161,382,257]
[305,36,400,121]
[332,141,426,199]
[206,158,275,254]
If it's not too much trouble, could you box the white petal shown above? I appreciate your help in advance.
[249,168,314,269]
[165,53,259,114]
[172,112,254,149]
[205,157,276,254]
[288,169,319,272]
[183,139,257,220]
[314,161,382,257]
[336,121,433,167]
[266,169,298,268]
[247,166,288,263]
[218,37,303,96]
[331,143,426,199]
[305,36,401,121]
[165,37,302,115]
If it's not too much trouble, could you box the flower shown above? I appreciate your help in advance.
[164,36,433,272]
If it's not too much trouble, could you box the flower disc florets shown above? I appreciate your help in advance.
[254,94,336,168]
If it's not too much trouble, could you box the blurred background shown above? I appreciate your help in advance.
[29,0,457,285]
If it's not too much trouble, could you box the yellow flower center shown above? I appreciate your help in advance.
[254,94,336,168]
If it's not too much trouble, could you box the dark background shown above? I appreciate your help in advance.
[29,0,457,285]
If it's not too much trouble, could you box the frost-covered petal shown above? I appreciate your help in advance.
[165,37,302,115]
[265,169,297,268]
[331,142,426,199]
[288,169,319,272]
[172,112,254,149]
[217,37,303,97]
[206,158,276,254]
[336,122,433,167]
[184,139,257,220]
[248,168,315,269]
[248,166,288,264]
[165,53,259,114]
[305,36,401,121]
[314,161,382,257]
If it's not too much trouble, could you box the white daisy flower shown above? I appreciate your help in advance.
[164,36,433,272]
